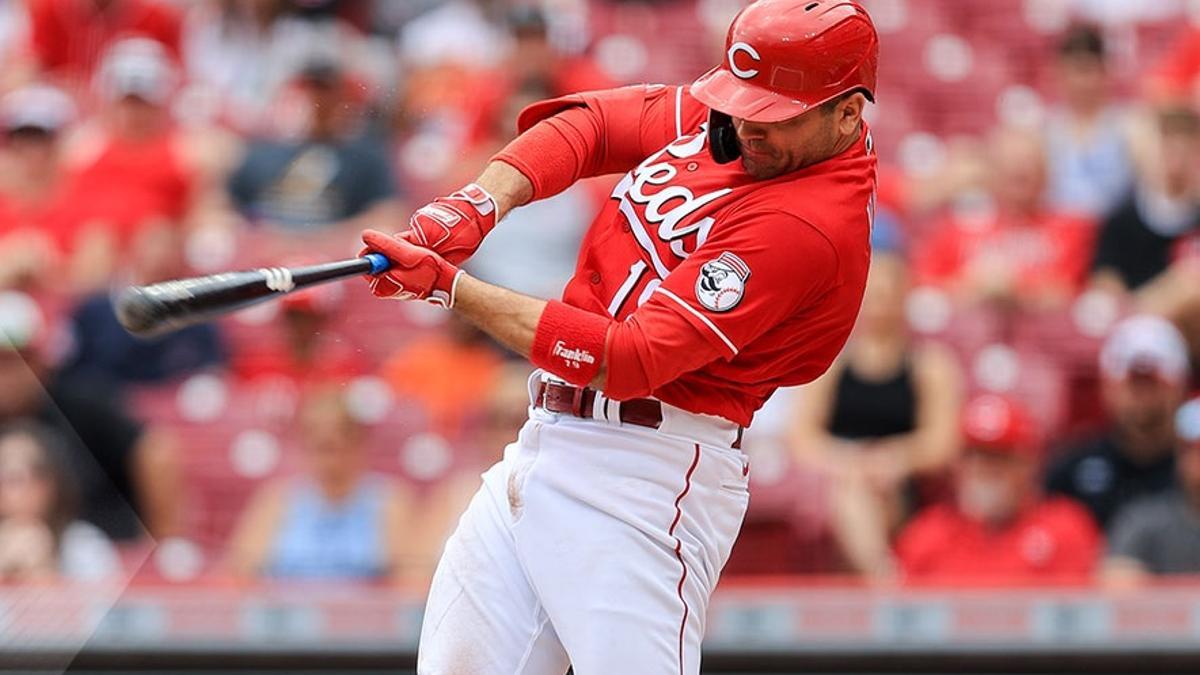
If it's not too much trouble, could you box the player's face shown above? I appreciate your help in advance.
[732,94,865,179]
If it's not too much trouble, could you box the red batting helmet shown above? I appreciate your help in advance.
[691,0,879,123]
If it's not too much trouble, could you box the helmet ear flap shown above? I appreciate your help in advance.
[708,109,741,164]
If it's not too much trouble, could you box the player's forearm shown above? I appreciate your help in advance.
[453,274,544,358]
[474,161,534,222]
[453,274,609,389]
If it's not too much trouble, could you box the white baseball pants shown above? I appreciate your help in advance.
[417,386,750,674]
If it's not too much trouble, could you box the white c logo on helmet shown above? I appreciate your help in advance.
[728,42,761,79]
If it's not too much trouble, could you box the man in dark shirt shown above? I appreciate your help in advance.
[58,293,225,388]
[1046,315,1188,530]
[0,291,179,540]
[228,59,400,230]
[1104,395,1200,581]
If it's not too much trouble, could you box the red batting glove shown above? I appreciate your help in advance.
[362,230,463,308]
[405,183,498,265]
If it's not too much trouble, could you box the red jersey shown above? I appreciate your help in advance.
[26,0,182,80]
[0,182,80,254]
[896,499,1101,584]
[513,85,876,426]
[1148,27,1200,99]
[68,131,193,244]
[914,211,1095,296]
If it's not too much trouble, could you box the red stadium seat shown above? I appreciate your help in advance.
[725,458,842,576]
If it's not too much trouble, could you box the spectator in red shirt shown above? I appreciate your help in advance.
[914,128,1095,314]
[25,0,182,87]
[1147,24,1200,106]
[896,395,1102,584]
[0,84,78,290]
[66,37,197,291]
[229,280,365,385]
[502,6,614,104]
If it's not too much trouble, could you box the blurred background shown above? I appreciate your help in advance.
[5,0,1200,673]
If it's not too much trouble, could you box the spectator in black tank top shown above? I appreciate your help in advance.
[1090,106,1200,319]
[792,222,963,578]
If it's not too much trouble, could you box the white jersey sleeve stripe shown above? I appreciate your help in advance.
[653,287,739,356]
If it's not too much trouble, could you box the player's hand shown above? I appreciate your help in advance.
[404,183,498,265]
[361,230,463,308]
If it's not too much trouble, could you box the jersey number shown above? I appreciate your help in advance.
[607,260,659,317]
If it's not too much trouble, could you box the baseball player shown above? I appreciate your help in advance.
[361,1,879,672]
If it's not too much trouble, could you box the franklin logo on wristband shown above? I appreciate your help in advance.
[553,341,596,369]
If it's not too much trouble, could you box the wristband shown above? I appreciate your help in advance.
[531,300,611,386]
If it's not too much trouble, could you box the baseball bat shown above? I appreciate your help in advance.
[114,253,391,337]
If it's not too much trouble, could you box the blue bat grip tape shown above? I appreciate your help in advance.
[364,252,391,275]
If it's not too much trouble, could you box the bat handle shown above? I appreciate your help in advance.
[363,252,391,275]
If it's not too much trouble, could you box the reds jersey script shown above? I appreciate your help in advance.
[543,84,876,426]
[417,85,877,675]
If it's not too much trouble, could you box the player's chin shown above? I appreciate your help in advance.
[741,156,785,180]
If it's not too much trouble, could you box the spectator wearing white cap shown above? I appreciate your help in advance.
[0,84,78,290]
[1103,395,1200,585]
[1045,315,1190,530]
[66,37,233,292]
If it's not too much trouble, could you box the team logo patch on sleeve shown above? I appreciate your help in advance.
[696,252,750,312]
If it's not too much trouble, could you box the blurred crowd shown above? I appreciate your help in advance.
[5,0,1200,592]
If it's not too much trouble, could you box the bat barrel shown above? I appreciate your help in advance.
[114,284,179,337]
[115,254,389,337]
